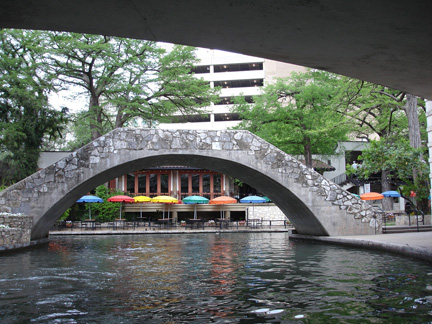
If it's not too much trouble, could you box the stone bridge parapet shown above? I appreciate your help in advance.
[0,128,381,239]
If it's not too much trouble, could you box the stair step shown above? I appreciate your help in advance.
[382,225,432,233]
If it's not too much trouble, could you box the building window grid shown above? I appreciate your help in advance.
[125,171,171,197]
[126,170,222,199]
[178,171,223,200]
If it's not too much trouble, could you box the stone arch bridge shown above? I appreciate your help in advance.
[0,128,381,240]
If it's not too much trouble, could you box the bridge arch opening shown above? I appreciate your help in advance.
[36,153,328,239]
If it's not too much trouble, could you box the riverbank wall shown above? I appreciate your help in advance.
[0,214,46,252]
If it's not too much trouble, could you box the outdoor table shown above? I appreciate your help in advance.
[113,219,125,230]
[187,218,204,229]
[135,217,148,227]
[157,218,173,228]
[216,218,229,229]
[82,219,96,230]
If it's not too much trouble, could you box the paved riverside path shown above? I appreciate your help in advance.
[291,232,432,263]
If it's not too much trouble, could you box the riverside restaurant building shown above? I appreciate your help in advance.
[38,152,288,224]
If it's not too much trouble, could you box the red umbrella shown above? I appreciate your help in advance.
[107,195,134,219]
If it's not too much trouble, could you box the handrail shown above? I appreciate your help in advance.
[330,173,347,185]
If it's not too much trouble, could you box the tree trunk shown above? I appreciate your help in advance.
[381,170,393,211]
[405,93,428,210]
[303,136,313,168]
[89,94,103,140]
[405,94,422,150]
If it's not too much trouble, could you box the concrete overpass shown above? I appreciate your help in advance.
[0,129,381,240]
[0,0,431,99]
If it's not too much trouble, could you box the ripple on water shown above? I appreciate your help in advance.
[0,233,431,323]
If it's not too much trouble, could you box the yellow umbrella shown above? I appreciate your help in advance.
[150,196,179,219]
[150,195,179,203]
[134,196,152,218]
[134,195,152,202]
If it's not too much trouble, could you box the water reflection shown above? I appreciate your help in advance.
[0,233,431,323]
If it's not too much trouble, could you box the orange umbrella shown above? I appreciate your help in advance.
[209,196,237,219]
[360,192,384,200]
[209,196,237,204]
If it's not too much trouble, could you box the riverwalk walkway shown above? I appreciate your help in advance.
[291,232,432,263]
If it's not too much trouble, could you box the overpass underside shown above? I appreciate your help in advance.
[1,0,431,99]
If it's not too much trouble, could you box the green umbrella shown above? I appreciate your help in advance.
[182,195,209,219]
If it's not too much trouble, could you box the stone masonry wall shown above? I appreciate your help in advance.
[246,205,288,225]
[0,215,32,249]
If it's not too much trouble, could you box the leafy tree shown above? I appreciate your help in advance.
[0,29,68,183]
[335,79,410,140]
[233,70,352,167]
[45,33,218,141]
[64,110,112,151]
[347,138,429,212]
[339,80,428,210]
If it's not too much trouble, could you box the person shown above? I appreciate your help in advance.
[405,201,412,215]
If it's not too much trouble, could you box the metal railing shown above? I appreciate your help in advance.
[330,173,347,185]
[51,219,293,232]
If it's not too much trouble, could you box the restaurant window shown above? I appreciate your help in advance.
[138,174,146,193]
[126,173,135,193]
[178,171,223,199]
[191,174,200,193]
[181,174,189,193]
[149,174,158,194]
[160,174,169,193]
[214,174,221,192]
[202,174,210,193]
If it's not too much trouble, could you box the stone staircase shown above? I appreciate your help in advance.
[382,225,432,234]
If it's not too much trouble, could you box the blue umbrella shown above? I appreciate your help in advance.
[76,195,103,219]
[240,196,268,203]
[381,191,401,198]
[240,195,267,220]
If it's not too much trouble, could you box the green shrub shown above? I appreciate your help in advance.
[89,185,125,222]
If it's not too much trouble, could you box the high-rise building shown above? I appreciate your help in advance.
[158,48,306,130]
